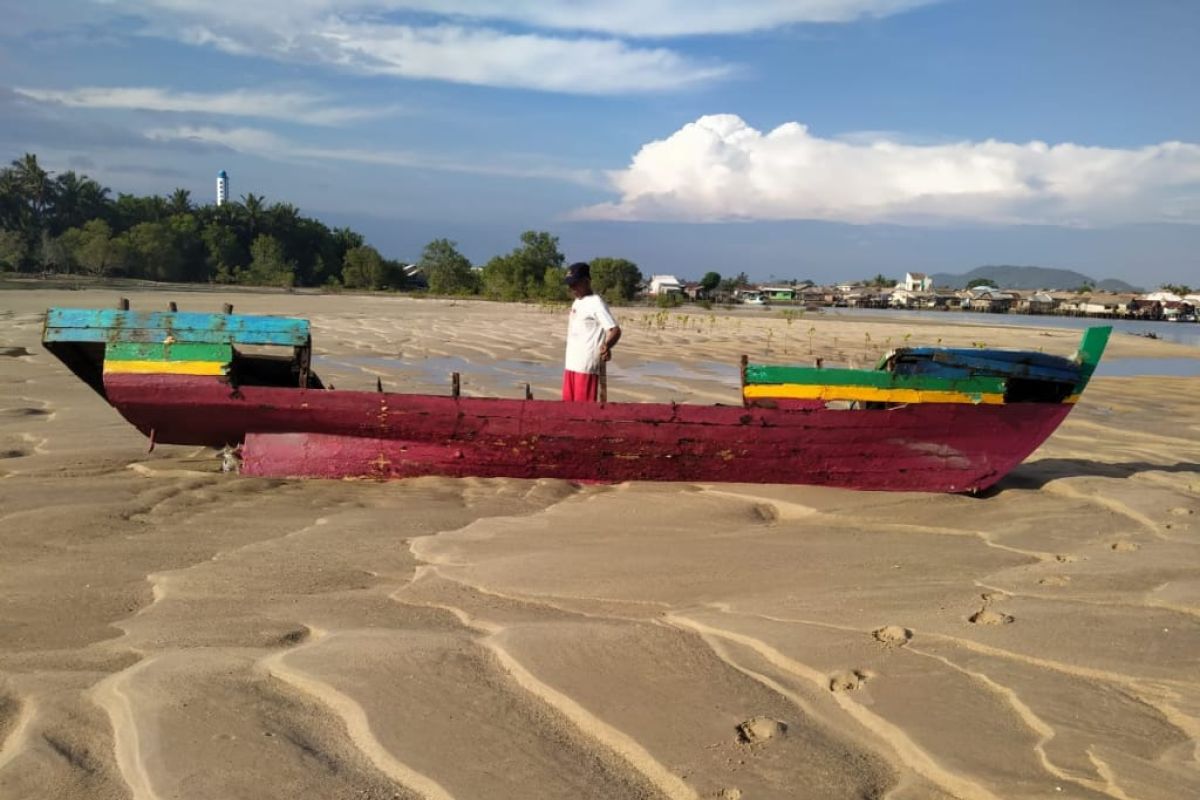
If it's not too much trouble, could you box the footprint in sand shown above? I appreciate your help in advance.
[736,716,788,745]
[1110,541,1139,552]
[752,503,779,523]
[829,669,870,692]
[276,626,312,647]
[1055,554,1079,563]
[969,593,1014,625]
[1038,575,1071,587]
[0,407,50,418]
[1168,507,1194,517]
[871,626,912,647]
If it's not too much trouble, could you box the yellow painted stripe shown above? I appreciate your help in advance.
[103,360,228,376]
[743,383,1006,405]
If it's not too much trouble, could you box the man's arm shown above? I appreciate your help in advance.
[600,325,621,361]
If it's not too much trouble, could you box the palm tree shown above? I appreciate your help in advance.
[52,171,84,232]
[10,153,54,228]
[168,188,192,215]
[77,177,111,222]
[0,168,22,230]
[240,193,265,238]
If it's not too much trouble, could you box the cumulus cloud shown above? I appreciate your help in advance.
[15,86,390,126]
[574,115,1200,226]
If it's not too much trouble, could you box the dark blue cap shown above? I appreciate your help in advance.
[564,262,590,285]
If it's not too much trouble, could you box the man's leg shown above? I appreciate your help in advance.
[562,370,599,402]
[581,371,599,402]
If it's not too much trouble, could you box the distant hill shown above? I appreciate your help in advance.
[930,266,1140,293]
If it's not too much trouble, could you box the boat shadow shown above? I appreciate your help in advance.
[985,458,1200,494]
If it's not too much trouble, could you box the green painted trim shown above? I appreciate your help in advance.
[1074,326,1112,388]
[745,364,1007,394]
[105,342,232,363]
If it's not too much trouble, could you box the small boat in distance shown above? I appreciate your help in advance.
[42,306,1111,493]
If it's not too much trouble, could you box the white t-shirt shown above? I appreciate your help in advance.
[565,294,617,374]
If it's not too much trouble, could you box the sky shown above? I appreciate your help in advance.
[2,0,1198,286]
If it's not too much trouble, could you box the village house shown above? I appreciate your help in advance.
[889,287,934,309]
[933,291,963,309]
[647,275,683,296]
[903,272,934,292]
[846,287,892,308]
[1014,291,1057,315]
[760,286,798,303]
[800,284,833,307]
[963,286,1016,313]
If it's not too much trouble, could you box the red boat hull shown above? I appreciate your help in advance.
[103,374,1072,492]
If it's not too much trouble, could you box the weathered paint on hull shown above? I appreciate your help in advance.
[102,373,1072,492]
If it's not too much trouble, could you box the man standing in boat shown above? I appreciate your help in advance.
[563,261,621,402]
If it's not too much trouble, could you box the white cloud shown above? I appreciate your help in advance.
[135,0,937,37]
[574,115,1200,226]
[15,86,390,126]
[144,125,601,185]
[145,125,291,152]
[313,22,731,93]
[122,2,740,93]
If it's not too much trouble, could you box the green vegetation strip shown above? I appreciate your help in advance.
[745,364,1007,394]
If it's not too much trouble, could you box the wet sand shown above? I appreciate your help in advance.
[1,287,1198,799]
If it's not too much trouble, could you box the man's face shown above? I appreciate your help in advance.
[569,278,590,298]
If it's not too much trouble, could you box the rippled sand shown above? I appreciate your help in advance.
[1,287,1198,799]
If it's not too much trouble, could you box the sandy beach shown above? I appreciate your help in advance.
[1,287,1198,800]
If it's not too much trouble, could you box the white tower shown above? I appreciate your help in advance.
[216,170,229,206]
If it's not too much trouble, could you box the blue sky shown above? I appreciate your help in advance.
[2,0,1197,286]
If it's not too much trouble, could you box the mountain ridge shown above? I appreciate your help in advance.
[929,265,1140,292]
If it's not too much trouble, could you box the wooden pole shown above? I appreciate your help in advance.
[223,303,234,315]
[599,359,607,404]
[168,301,178,312]
[740,354,748,408]
[118,297,130,310]
[451,372,460,399]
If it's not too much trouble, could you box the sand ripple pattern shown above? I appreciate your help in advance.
[1,288,1198,799]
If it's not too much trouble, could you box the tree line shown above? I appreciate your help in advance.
[0,153,651,302]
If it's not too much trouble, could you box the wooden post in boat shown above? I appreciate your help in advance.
[740,354,748,407]
[525,383,533,400]
[168,301,178,312]
[376,376,383,393]
[451,372,460,399]
[223,303,234,315]
[118,297,129,310]
[599,360,607,404]
[296,338,311,387]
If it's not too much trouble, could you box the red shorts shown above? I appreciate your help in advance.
[561,369,599,402]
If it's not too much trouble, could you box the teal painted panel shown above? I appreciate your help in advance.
[44,308,309,347]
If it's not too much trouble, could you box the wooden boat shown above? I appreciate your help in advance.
[42,306,1111,493]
